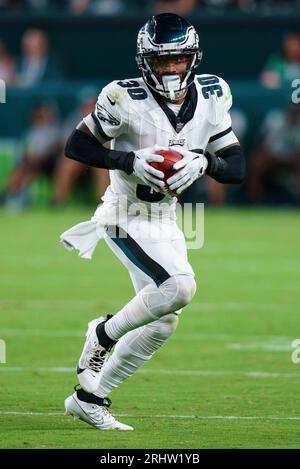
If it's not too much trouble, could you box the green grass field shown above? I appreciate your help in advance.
[0,207,300,449]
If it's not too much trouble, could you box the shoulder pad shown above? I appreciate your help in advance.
[99,80,128,109]
[102,78,147,108]
[196,74,232,125]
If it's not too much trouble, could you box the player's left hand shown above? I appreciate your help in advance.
[167,148,208,194]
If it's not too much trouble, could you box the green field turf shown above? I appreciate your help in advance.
[0,207,300,449]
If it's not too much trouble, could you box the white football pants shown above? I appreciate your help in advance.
[94,216,196,398]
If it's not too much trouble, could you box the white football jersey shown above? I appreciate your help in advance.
[83,74,239,214]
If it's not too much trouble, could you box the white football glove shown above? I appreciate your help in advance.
[133,144,167,191]
[167,148,208,195]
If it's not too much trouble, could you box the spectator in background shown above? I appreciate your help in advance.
[200,0,237,8]
[0,1,68,11]
[70,0,90,14]
[261,33,300,88]
[52,91,109,206]
[0,39,16,84]
[25,0,68,11]
[17,29,64,87]
[0,0,23,11]
[1,103,61,208]
[70,0,125,15]
[248,104,300,204]
[153,0,198,14]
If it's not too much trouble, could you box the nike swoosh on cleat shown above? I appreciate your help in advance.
[107,96,116,106]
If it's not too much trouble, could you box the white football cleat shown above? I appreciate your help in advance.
[65,392,134,431]
[77,315,114,393]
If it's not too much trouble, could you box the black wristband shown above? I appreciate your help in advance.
[191,147,227,177]
[205,153,228,176]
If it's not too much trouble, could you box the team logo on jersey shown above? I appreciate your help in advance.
[96,102,120,126]
[169,138,186,147]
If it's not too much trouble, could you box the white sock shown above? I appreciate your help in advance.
[104,283,158,341]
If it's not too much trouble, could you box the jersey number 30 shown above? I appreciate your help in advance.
[197,76,223,99]
[117,80,147,100]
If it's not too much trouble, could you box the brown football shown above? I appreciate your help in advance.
[150,149,183,192]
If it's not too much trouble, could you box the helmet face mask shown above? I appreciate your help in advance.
[136,13,202,101]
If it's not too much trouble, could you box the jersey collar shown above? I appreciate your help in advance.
[148,81,198,133]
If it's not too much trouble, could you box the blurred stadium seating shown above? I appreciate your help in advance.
[0,4,299,207]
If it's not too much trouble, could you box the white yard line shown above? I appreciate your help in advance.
[139,369,298,378]
[0,366,75,372]
[0,366,297,378]
[227,343,292,351]
[0,299,296,314]
[0,328,84,337]
[190,303,295,314]
[0,411,62,416]
[0,410,300,421]
[0,328,294,343]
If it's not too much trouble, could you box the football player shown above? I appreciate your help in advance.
[62,13,245,430]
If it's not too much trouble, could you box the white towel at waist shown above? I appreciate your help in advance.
[60,219,104,260]
[60,202,118,260]
[60,194,177,260]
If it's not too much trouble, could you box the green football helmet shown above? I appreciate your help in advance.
[136,13,202,101]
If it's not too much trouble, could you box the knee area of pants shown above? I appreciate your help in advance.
[170,275,196,309]
[151,314,179,340]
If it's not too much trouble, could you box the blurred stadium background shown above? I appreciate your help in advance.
[0,0,300,207]
[1,0,300,450]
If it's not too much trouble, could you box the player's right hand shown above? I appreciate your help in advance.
[133,145,166,191]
